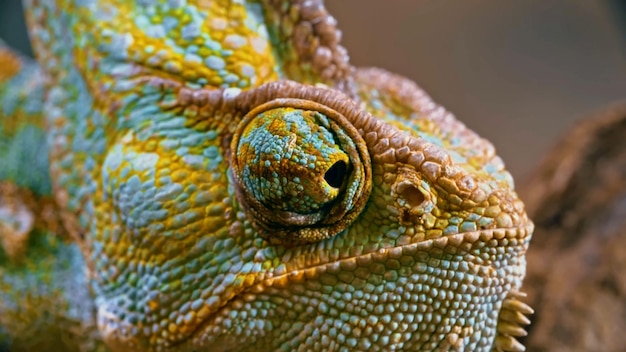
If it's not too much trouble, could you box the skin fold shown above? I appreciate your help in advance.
[0,1,533,351]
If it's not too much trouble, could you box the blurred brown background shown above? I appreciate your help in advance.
[2,0,625,181]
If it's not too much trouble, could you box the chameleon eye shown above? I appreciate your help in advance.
[231,98,371,245]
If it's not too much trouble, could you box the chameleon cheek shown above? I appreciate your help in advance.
[231,99,372,245]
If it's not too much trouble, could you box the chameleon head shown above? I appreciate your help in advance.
[95,77,532,351]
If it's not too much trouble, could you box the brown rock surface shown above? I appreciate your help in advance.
[521,102,626,351]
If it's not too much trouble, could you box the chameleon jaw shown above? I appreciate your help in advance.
[177,224,533,351]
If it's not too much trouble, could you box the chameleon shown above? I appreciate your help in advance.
[0,0,533,351]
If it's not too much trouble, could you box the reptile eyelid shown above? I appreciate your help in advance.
[230,96,372,246]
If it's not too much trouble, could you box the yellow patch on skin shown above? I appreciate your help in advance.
[89,0,279,88]
[147,299,159,311]
[0,49,22,83]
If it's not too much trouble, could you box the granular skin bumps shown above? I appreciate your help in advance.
[0,1,532,351]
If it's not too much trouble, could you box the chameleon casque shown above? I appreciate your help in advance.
[0,0,534,351]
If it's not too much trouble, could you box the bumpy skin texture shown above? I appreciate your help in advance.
[0,1,533,351]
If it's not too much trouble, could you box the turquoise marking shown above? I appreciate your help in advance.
[243,2,267,36]
[237,108,350,214]
[206,56,226,70]
[0,126,52,196]
[0,58,50,195]
[444,225,459,236]
[182,23,201,40]
[478,217,494,229]
[460,222,477,232]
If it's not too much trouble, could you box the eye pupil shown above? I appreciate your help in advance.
[324,160,347,189]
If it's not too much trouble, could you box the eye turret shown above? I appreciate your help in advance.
[231,99,371,245]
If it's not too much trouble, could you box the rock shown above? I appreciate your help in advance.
[521,102,626,352]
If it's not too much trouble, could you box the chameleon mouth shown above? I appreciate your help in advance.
[256,224,533,289]
[180,223,533,349]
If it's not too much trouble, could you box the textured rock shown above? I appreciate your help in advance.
[522,102,626,351]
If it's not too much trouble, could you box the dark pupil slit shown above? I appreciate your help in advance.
[324,160,347,188]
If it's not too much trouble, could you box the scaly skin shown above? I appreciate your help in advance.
[0,1,533,351]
